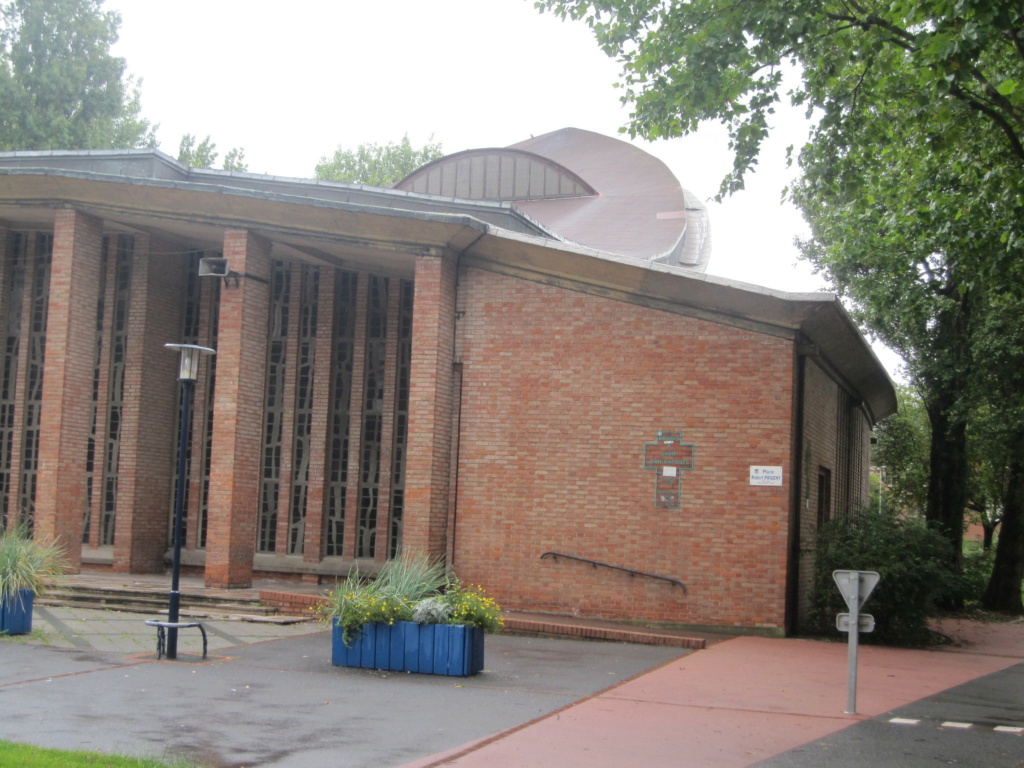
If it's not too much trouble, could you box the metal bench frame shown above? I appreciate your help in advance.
[144,619,208,659]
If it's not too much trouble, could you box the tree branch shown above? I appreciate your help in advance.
[950,81,1024,163]
[969,69,1024,130]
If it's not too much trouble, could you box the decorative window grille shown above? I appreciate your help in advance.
[357,276,388,558]
[173,252,202,543]
[259,261,290,552]
[98,236,131,546]
[198,277,219,548]
[83,238,110,542]
[324,271,357,557]
[388,280,414,557]
[0,233,26,529]
[18,234,52,531]
[288,265,318,555]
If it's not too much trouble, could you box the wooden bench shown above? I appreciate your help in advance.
[144,619,208,659]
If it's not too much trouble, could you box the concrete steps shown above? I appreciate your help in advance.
[39,585,280,621]
[43,574,719,644]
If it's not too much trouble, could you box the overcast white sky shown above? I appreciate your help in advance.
[104,0,903,377]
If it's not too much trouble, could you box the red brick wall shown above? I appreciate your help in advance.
[451,269,796,630]
[112,234,184,572]
[404,252,457,558]
[35,210,103,563]
[794,357,876,627]
[205,230,270,587]
[795,358,839,623]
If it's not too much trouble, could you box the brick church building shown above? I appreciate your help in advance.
[0,128,894,634]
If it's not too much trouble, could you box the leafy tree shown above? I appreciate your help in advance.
[537,0,1024,610]
[537,1,1023,200]
[967,406,1009,552]
[873,386,929,515]
[972,296,1024,612]
[177,133,248,172]
[221,146,247,173]
[315,134,443,187]
[0,0,155,150]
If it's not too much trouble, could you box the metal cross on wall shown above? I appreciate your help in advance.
[643,431,696,509]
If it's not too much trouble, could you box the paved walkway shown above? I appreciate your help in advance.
[401,617,1024,768]
[1,608,1021,768]
[25,603,321,655]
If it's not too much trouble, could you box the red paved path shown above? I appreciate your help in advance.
[402,618,1024,768]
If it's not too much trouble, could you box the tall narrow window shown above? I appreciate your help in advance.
[357,275,388,558]
[817,466,832,528]
[99,236,132,546]
[174,251,219,548]
[83,238,109,542]
[259,261,291,552]
[388,279,414,557]
[288,265,318,555]
[0,233,26,528]
[324,271,357,557]
[19,233,52,530]
[198,278,219,548]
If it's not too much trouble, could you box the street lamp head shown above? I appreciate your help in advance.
[164,343,216,381]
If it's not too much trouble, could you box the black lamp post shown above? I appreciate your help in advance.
[164,343,214,659]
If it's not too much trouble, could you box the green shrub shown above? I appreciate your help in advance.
[320,552,504,645]
[959,547,995,606]
[321,551,447,645]
[0,522,67,608]
[806,509,957,646]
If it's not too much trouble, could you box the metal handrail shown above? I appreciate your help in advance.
[540,551,687,593]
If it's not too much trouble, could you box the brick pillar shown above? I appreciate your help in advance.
[402,251,457,558]
[205,231,270,588]
[112,235,183,572]
[34,210,103,563]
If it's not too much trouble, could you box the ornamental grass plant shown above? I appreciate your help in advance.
[0,521,67,611]
[322,551,503,645]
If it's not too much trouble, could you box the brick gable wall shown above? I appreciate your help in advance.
[451,268,796,630]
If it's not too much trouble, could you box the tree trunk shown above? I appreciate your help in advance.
[925,395,968,570]
[981,459,1024,614]
[982,521,997,551]
[923,293,972,577]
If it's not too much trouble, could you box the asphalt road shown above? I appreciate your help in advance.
[0,617,687,768]
[755,662,1024,768]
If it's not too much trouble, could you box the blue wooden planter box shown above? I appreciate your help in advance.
[332,620,484,676]
[0,589,34,635]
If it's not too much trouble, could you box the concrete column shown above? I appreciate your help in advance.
[112,234,183,572]
[205,230,270,588]
[35,210,103,564]
[401,251,457,558]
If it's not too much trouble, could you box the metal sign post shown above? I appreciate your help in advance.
[833,570,879,715]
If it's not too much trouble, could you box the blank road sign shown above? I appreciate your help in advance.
[833,570,880,610]
[836,612,875,633]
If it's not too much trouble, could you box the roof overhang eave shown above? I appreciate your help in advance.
[0,165,896,423]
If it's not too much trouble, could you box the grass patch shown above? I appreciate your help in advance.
[0,627,48,643]
[0,741,199,768]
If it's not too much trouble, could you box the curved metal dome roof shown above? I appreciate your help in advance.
[395,128,711,271]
